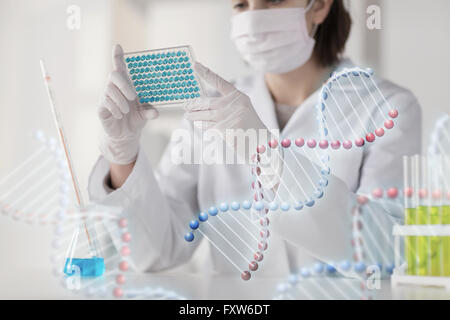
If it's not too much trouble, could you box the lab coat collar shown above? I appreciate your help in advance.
[247,71,280,132]
[247,58,355,137]
[247,71,321,137]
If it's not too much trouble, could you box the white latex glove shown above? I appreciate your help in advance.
[184,62,267,134]
[184,62,282,190]
[98,44,159,165]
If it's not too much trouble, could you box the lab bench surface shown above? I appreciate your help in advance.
[1,267,450,300]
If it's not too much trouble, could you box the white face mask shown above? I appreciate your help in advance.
[230,1,316,74]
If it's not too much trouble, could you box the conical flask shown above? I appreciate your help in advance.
[64,213,105,277]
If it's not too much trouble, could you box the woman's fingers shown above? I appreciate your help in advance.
[194,62,236,96]
[183,97,221,112]
[101,96,123,119]
[112,44,126,72]
[109,70,136,101]
[106,83,130,114]
[138,105,159,120]
[184,91,243,114]
[184,109,221,122]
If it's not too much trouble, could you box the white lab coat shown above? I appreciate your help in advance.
[88,59,421,277]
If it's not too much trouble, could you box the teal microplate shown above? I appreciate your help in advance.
[124,45,204,107]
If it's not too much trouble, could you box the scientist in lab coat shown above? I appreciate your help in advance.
[89,0,421,277]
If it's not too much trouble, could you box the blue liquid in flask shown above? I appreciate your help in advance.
[64,257,105,277]
[64,220,105,278]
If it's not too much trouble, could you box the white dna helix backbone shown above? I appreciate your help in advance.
[272,186,408,300]
[184,66,402,281]
[275,114,450,298]
[0,64,410,299]
[0,131,185,299]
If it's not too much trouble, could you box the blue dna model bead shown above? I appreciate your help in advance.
[184,232,194,242]
[189,220,199,230]
[198,212,208,222]
[208,206,219,216]
[231,201,240,211]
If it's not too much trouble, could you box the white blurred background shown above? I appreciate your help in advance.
[0,0,449,298]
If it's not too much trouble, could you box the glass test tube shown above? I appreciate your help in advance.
[403,155,417,275]
[442,155,450,276]
[428,155,443,276]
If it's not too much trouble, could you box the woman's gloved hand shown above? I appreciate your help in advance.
[184,62,272,156]
[184,62,282,190]
[184,62,266,133]
[98,44,159,165]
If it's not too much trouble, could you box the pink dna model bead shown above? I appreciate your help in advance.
[281,138,291,148]
[254,252,264,262]
[355,138,365,147]
[249,261,259,271]
[120,246,131,256]
[384,120,394,129]
[366,133,375,143]
[389,109,399,118]
[357,195,369,205]
[113,287,124,298]
[241,271,251,281]
[256,145,266,154]
[307,139,317,148]
[116,274,126,285]
[119,261,129,272]
[268,139,278,149]
[343,140,353,149]
[331,140,341,149]
[372,188,383,198]
[319,140,329,149]
[404,187,414,198]
[295,138,305,147]
[122,232,131,242]
[118,218,128,228]
[387,188,399,199]
[375,128,385,137]
[432,190,442,200]
[418,189,428,199]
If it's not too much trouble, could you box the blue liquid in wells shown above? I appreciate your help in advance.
[126,49,201,104]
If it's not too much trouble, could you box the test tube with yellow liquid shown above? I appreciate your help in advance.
[403,156,417,275]
[442,155,450,276]
[427,155,443,276]
[414,155,429,276]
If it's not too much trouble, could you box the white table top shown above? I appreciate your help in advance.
[1,218,449,300]
[2,265,450,300]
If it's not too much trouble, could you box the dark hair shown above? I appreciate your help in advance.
[312,0,352,67]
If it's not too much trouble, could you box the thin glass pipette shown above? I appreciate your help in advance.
[39,59,100,257]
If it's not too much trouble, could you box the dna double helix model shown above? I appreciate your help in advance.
[184,66,401,281]
[274,186,402,300]
[0,131,185,300]
[0,131,71,224]
[50,205,186,299]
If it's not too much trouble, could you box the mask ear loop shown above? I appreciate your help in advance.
[305,0,318,38]
[310,23,319,38]
[305,0,316,12]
